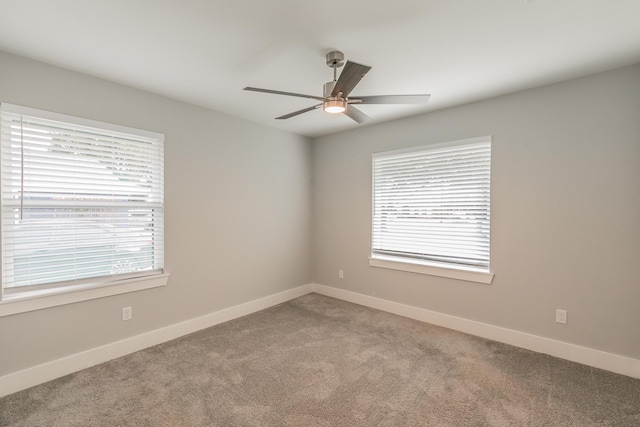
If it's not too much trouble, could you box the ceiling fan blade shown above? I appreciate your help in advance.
[244,87,325,101]
[355,94,431,104]
[343,105,370,124]
[276,104,322,120]
[331,61,372,98]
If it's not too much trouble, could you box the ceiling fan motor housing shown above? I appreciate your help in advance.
[323,81,336,98]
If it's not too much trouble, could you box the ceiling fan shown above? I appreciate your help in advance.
[243,51,430,123]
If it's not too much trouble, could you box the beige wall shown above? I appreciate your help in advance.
[0,51,312,375]
[312,64,640,359]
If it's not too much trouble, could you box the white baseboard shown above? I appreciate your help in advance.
[311,283,640,379]
[3,282,638,398]
[0,284,313,398]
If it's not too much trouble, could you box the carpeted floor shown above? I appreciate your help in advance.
[1,293,639,426]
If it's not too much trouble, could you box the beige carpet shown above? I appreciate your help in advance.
[1,293,639,426]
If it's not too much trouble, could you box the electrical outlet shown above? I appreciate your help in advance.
[555,309,567,324]
[122,306,132,321]
[338,269,344,279]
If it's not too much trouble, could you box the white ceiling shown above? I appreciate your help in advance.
[1,0,639,138]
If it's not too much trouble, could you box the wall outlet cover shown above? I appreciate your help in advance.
[556,309,567,324]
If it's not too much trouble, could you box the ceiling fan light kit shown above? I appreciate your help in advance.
[324,99,346,114]
[243,50,430,124]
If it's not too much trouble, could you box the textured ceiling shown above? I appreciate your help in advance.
[0,0,639,137]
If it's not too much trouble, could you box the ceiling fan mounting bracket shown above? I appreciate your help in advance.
[325,51,345,69]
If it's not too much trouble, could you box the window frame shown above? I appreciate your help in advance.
[369,136,494,284]
[0,103,168,316]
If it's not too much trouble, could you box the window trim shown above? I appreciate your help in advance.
[369,256,493,284]
[0,273,169,317]
[370,136,493,284]
[0,103,167,315]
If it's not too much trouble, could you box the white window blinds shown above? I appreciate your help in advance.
[372,137,491,270]
[1,103,164,293]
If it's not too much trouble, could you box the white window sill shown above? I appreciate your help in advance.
[369,256,493,284]
[0,273,170,317]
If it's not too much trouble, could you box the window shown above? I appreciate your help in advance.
[0,103,166,309]
[370,136,493,284]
